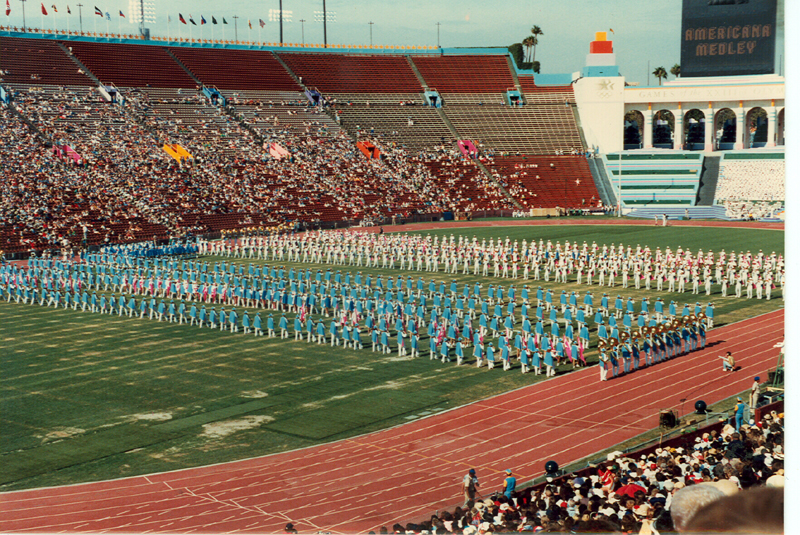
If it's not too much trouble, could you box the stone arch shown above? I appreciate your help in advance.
[777,108,785,146]
[652,109,674,149]
[714,108,736,150]
[683,108,705,150]
[624,110,644,149]
[746,106,767,148]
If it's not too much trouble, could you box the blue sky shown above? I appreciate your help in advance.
[5,0,786,85]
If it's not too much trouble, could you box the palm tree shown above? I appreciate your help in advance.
[670,63,681,78]
[653,66,668,86]
[522,36,536,63]
[530,25,543,63]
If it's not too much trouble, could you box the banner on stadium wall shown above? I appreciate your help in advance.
[680,0,778,77]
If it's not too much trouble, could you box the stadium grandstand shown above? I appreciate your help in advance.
[1,34,610,256]
[0,0,787,531]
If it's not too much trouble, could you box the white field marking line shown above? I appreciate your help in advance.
[1,486,214,525]
[3,341,235,382]
[173,487,276,519]
[28,491,275,533]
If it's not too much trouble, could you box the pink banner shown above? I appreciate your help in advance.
[458,140,477,158]
[63,145,81,163]
[270,143,290,160]
[54,145,81,163]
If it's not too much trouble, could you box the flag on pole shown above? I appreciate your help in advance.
[609,28,615,34]
[51,4,57,12]
[211,16,217,24]
[41,3,48,15]
[67,4,70,13]
[222,17,228,24]
[200,15,206,24]
[105,11,110,20]
[94,5,102,16]
[259,18,265,28]
[119,10,124,17]
[189,14,196,25]
[248,19,252,29]
[178,13,186,24]
[6,0,11,16]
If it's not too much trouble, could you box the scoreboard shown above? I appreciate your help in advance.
[680,0,778,77]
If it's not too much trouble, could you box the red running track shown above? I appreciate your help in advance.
[0,309,783,534]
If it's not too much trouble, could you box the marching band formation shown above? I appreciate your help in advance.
[201,230,784,300]
[0,228,777,381]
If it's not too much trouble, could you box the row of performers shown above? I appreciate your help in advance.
[597,314,707,381]
[418,313,707,379]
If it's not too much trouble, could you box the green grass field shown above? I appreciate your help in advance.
[0,223,784,491]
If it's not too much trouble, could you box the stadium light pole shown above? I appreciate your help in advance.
[20,0,27,32]
[323,0,327,48]
[299,18,305,44]
[233,15,239,42]
[279,0,283,44]
[436,22,441,48]
[76,3,83,35]
[618,152,622,217]
[368,21,373,46]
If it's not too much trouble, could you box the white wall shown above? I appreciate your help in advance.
[573,76,626,154]
[574,74,785,153]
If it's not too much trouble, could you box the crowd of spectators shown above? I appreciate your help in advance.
[722,200,784,221]
[391,410,784,534]
[1,84,520,254]
[715,159,785,203]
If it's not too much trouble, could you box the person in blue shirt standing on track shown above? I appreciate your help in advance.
[502,469,516,499]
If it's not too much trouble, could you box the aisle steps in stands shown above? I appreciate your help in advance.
[165,48,203,86]
[272,52,306,88]
[170,48,301,91]
[625,206,729,220]
[587,157,616,208]
[56,42,102,85]
[278,53,423,93]
[604,152,704,206]
[406,55,430,90]
[505,55,522,91]
[474,158,523,209]
[695,156,720,206]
